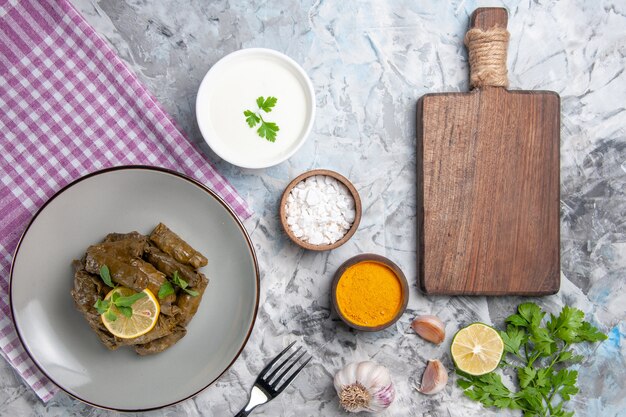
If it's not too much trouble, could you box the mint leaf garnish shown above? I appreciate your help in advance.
[93,290,147,322]
[114,292,146,307]
[99,264,114,287]
[158,281,175,299]
[172,271,200,296]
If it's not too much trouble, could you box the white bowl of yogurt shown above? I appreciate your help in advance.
[196,48,315,169]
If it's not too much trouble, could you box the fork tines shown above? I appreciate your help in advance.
[258,342,312,393]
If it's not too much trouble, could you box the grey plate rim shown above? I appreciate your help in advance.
[8,165,260,412]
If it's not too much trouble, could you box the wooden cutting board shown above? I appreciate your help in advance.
[416,8,560,295]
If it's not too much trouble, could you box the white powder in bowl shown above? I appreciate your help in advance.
[284,175,356,245]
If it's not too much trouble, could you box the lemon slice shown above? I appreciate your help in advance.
[101,287,160,339]
[451,323,504,376]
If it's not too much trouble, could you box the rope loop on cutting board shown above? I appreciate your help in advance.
[464,26,510,89]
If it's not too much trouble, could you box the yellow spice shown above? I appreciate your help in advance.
[336,261,403,327]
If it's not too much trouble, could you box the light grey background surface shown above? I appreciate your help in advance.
[2,0,625,416]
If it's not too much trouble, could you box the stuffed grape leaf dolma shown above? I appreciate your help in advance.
[72,223,209,355]
[145,244,201,287]
[103,231,148,245]
[115,315,179,346]
[84,240,150,291]
[70,260,120,350]
[176,273,209,326]
[149,223,208,269]
[127,258,178,313]
[134,326,187,356]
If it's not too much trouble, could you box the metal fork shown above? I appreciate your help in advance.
[234,342,312,416]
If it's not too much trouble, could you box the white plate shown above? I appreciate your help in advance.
[10,166,259,411]
[196,48,315,168]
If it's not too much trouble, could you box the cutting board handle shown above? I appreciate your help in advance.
[466,8,510,89]
[470,7,508,30]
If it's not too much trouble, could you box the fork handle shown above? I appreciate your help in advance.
[234,410,248,417]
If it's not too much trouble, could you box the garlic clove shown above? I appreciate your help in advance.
[411,315,446,344]
[334,362,359,391]
[356,361,392,390]
[416,359,448,395]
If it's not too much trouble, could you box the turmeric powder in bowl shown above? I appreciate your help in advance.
[332,254,409,331]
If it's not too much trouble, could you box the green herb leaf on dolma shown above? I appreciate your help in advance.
[172,271,188,289]
[182,288,199,297]
[117,305,133,318]
[94,290,147,323]
[171,271,199,297]
[99,264,114,287]
[158,281,175,299]
[94,298,110,314]
[114,292,147,307]
[104,310,117,322]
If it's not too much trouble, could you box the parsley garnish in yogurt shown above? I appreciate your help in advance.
[243,96,280,142]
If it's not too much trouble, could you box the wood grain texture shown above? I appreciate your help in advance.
[416,8,561,295]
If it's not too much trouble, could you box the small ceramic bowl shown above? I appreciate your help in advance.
[196,48,315,169]
[279,169,362,251]
[331,254,409,332]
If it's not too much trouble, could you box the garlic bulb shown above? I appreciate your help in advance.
[415,359,448,395]
[411,315,445,344]
[334,361,395,413]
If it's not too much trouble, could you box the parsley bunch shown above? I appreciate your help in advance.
[457,303,607,417]
[243,96,280,142]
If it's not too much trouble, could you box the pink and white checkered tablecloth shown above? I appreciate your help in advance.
[0,0,252,401]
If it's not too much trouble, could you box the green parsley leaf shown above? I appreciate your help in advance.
[534,368,551,389]
[457,379,473,390]
[575,321,608,343]
[99,264,114,287]
[518,366,536,388]
[158,281,175,299]
[547,306,585,343]
[114,292,147,307]
[257,121,279,142]
[258,96,278,112]
[243,110,260,128]
[559,383,579,401]
[506,313,529,328]
[518,302,544,328]
[501,325,525,355]
[529,326,556,357]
